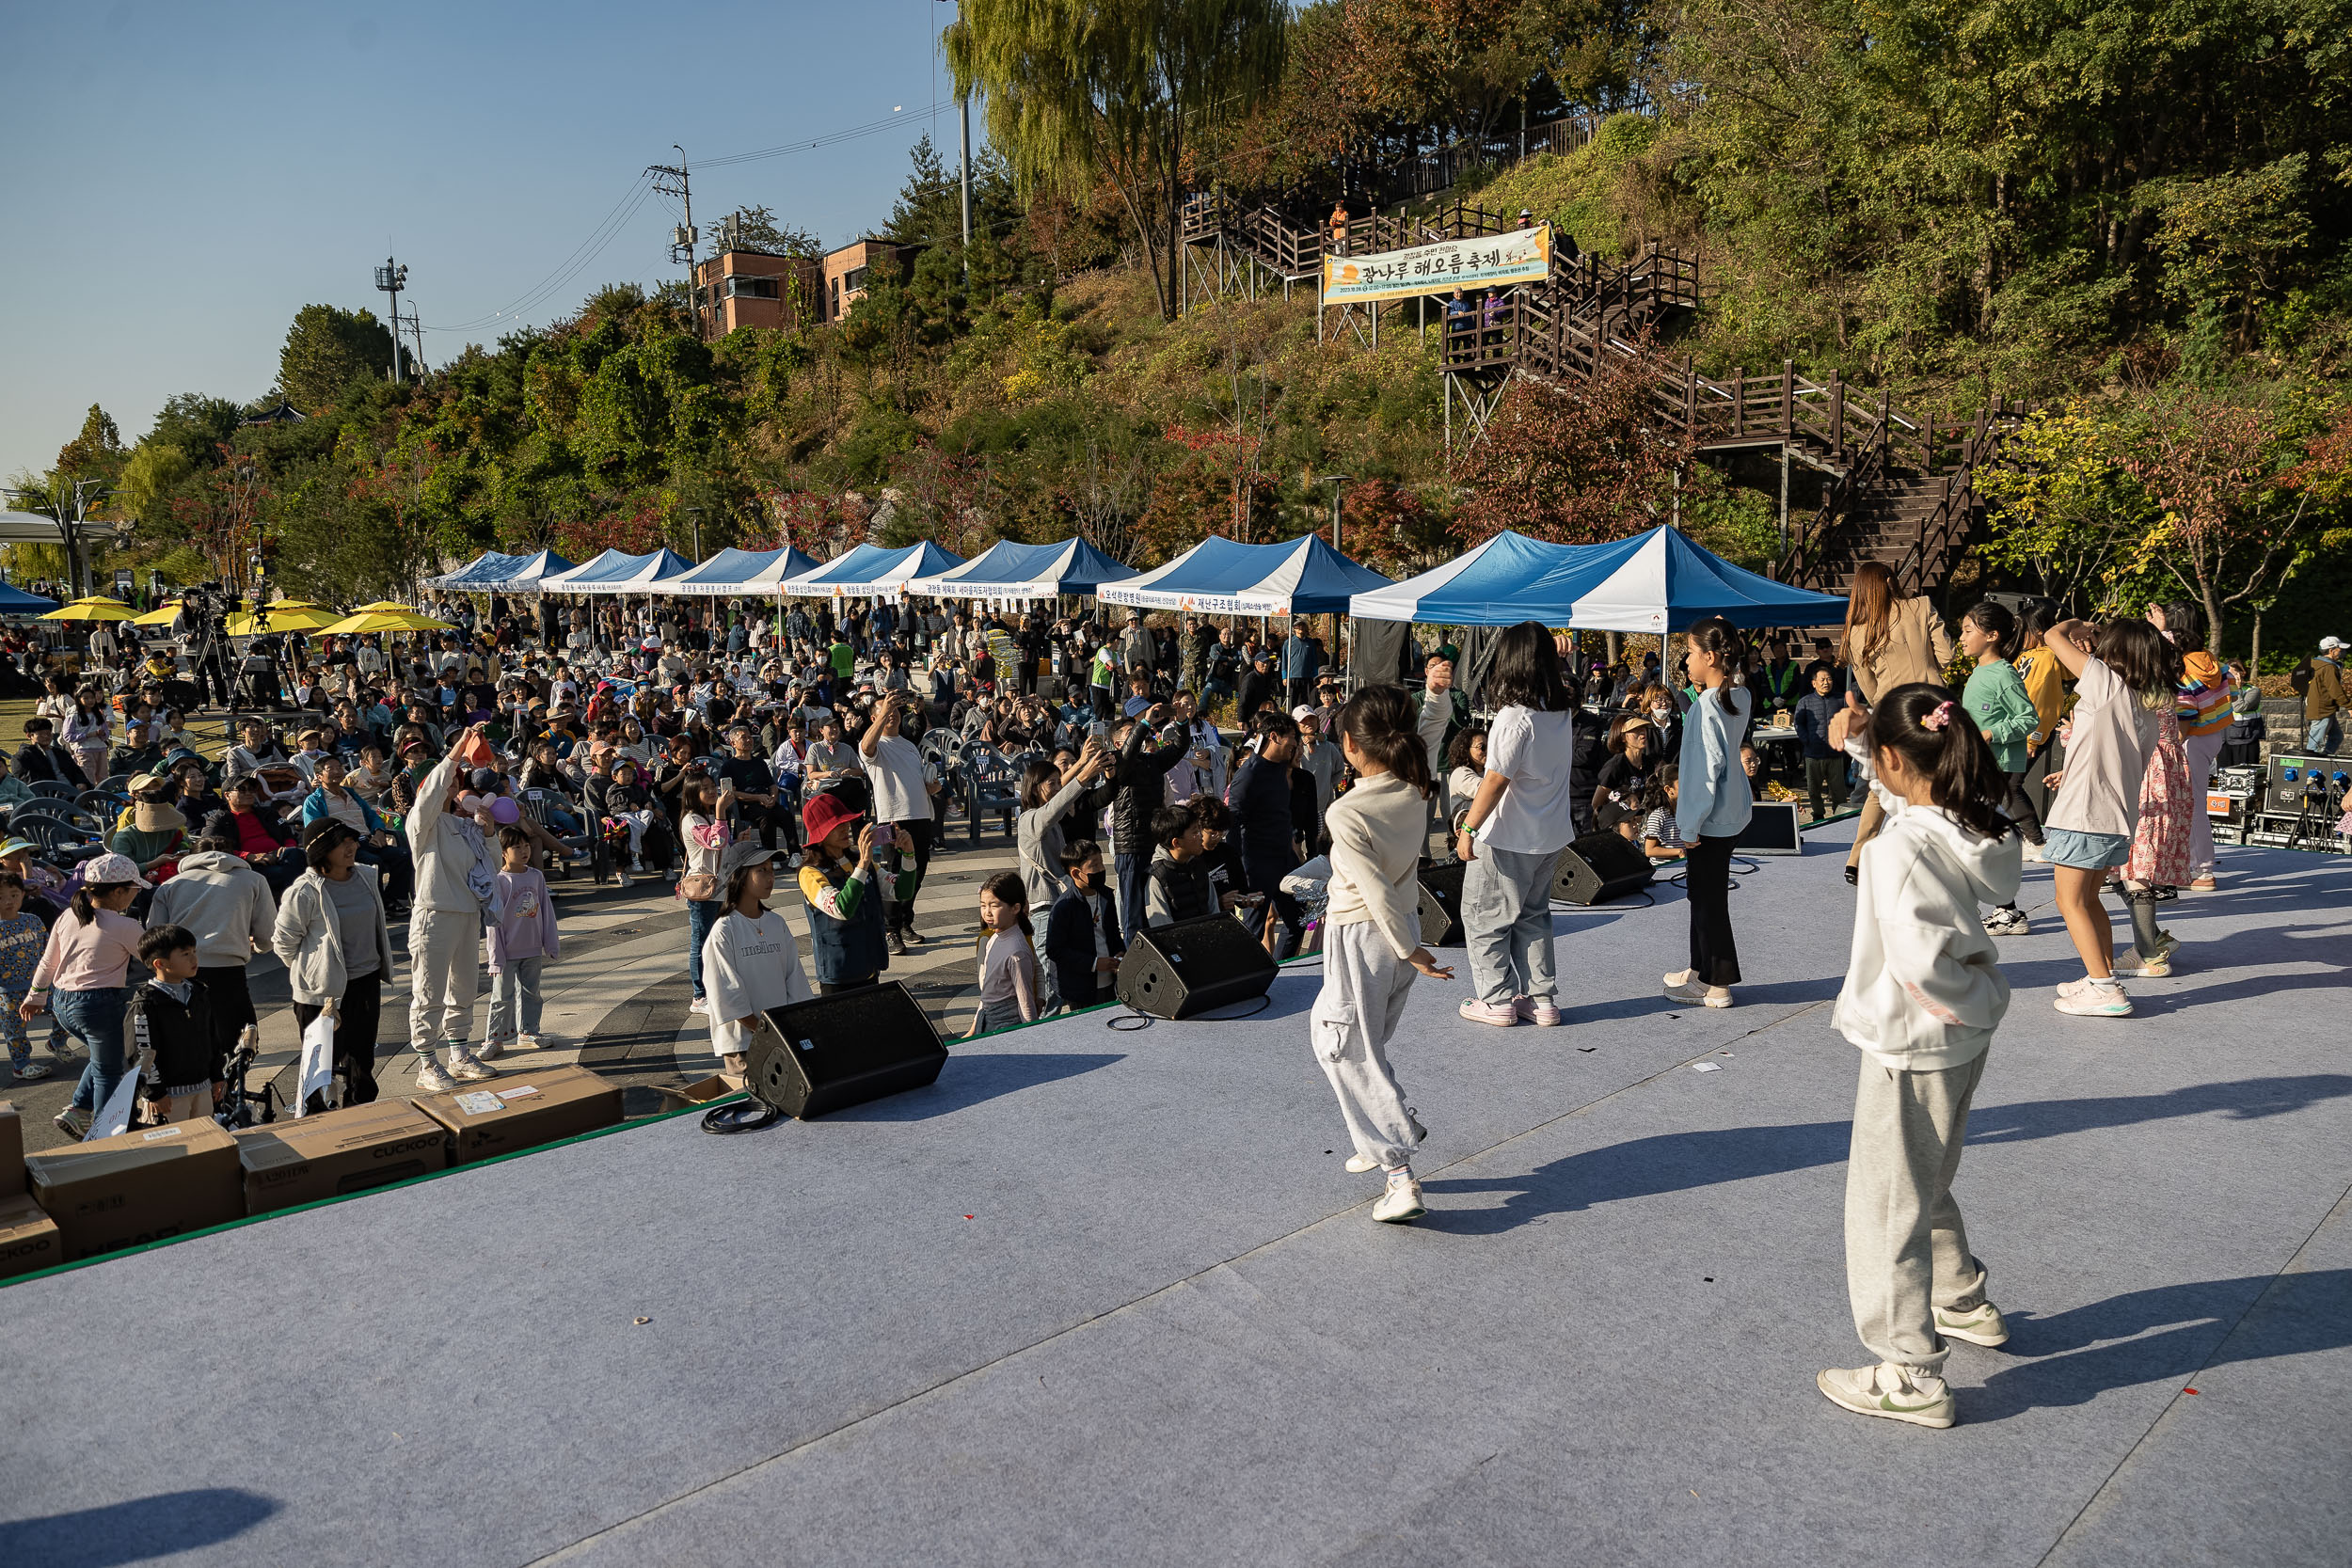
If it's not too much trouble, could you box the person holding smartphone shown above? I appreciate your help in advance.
[859,691,935,955]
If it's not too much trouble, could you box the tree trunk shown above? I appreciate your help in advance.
[2250,608,2264,676]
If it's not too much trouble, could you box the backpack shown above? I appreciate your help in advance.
[2291,661,2312,696]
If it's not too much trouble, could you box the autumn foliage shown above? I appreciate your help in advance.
[1451,344,1692,546]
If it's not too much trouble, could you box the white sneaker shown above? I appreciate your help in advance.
[1982,907,2029,936]
[446,1044,499,1081]
[688,997,708,1015]
[1344,1153,1381,1174]
[518,1032,548,1053]
[415,1053,459,1093]
[2055,979,2133,1017]
[476,1037,508,1061]
[1372,1170,1426,1223]
[1817,1361,1954,1428]
[2021,840,2048,863]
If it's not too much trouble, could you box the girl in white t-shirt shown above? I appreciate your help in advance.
[2033,619,2180,1018]
[969,871,1039,1037]
[701,842,814,1073]
[1453,623,1579,1028]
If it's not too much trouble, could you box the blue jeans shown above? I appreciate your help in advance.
[1114,850,1151,947]
[686,898,723,1001]
[2309,718,2342,756]
[58,985,131,1113]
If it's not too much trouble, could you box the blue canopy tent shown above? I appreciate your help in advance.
[665,546,822,596]
[1098,534,1392,617]
[904,538,1137,603]
[1347,526,1847,631]
[779,541,966,599]
[458,549,574,592]
[0,582,58,614]
[539,546,696,595]
[427,551,522,590]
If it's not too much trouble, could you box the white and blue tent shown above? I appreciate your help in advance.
[427,551,522,590]
[780,540,966,599]
[469,548,575,592]
[1347,526,1847,631]
[539,546,696,595]
[664,546,823,596]
[1098,534,1391,617]
[904,538,1137,603]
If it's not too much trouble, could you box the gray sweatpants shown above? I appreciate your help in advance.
[1310,918,1422,1170]
[407,907,481,1053]
[1844,1049,1992,1375]
[1462,845,1562,1005]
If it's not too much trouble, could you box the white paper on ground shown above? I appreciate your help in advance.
[294,1012,339,1117]
[1691,1062,1723,1073]
[88,1069,144,1140]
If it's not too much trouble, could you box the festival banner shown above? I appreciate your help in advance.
[1321,223,1551,306]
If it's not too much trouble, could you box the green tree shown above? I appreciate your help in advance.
[278,304,404,413]
[949,0,1287,321]
[55,404,123,480]
[715,205,820,258]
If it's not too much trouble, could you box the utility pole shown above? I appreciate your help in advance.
[648,148,701,339]
[373,257,410,384]
[1317,474,1350,559]
[938,0,973,283]
[683,506,704,562]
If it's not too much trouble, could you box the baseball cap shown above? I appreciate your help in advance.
[803,791,865,845]
[78,851,151,889]
[721,838,778,877]
[1291,705,1319,721]
[2324,636,2346,652]
[469,768,501,792]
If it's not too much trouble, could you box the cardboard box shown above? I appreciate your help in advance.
[234,1101,450,1215]
[0,1193,61,1280]
[0,1100,24,1197]
[653,1072,745,1115]
[24,1120,243,1262]
[413,1064,622,1164]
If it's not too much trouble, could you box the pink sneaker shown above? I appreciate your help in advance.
[1513,995,1563,1026]
[1459,998,1518,1027]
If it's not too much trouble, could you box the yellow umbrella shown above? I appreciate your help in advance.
[226,605,344,635]
[132,601,185,626]
[40,596,138,622]
[322,610,456,635]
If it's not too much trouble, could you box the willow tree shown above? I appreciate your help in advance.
[948,0,1286,322]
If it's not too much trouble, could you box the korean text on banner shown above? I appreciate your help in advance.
[1322,224,1551,306]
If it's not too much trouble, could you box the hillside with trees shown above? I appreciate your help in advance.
[13,0,2352,664]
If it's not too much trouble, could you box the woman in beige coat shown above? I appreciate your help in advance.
[1836,562,1955,876]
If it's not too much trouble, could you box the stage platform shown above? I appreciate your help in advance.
[3,826,2348,1567]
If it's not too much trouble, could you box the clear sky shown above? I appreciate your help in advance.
[0,0,973,482]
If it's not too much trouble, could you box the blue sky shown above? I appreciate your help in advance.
[0,0,972,481]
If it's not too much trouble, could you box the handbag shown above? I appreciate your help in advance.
[675,873,719,901]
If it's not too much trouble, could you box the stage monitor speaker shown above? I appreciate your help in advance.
[1116,914,1278,1020]
[1733,800,1803,855]
[745,982,947,1119]
[1417,859,1465,946]
[1553,831,1656,906]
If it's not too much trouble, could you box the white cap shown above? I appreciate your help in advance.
[1291,705,1319,722]
[2324,636,2346,651]
[78,851,151,889]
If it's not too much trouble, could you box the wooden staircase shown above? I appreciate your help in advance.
[1180,181,2022,601]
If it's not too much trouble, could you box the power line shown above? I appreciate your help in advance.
[420,98,953,340]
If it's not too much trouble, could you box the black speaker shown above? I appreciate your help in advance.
[1116,914,1278,1020]
[1553,831,1656,906]
[744,982,948,1118]
[1417,859,1465,946]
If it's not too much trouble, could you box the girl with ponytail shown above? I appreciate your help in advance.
[1666,617,1754,1008]
[1313,683,1455,1226]
[1817,682,2020,1431]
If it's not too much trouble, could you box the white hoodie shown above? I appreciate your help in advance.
[1832,751,2022,1071]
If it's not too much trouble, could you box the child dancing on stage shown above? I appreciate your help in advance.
[1820,683,2022,1429]
[2030,618,2180,1017]
[1312,685,1454,1224]
[1665,618,1753,1008]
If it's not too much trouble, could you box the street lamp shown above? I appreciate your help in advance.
[683,506,704,561]
[1315,474,1350,557]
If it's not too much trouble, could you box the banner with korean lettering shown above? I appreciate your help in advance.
[1321,224,1551,305]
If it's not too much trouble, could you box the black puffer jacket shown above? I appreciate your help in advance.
[1109,718,1187,854]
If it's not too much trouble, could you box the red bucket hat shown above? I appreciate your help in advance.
[802,791,865,846]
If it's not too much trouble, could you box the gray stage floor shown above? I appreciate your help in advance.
[3,827,2347,1567]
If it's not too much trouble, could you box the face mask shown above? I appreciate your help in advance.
[1651,705,1672,721]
